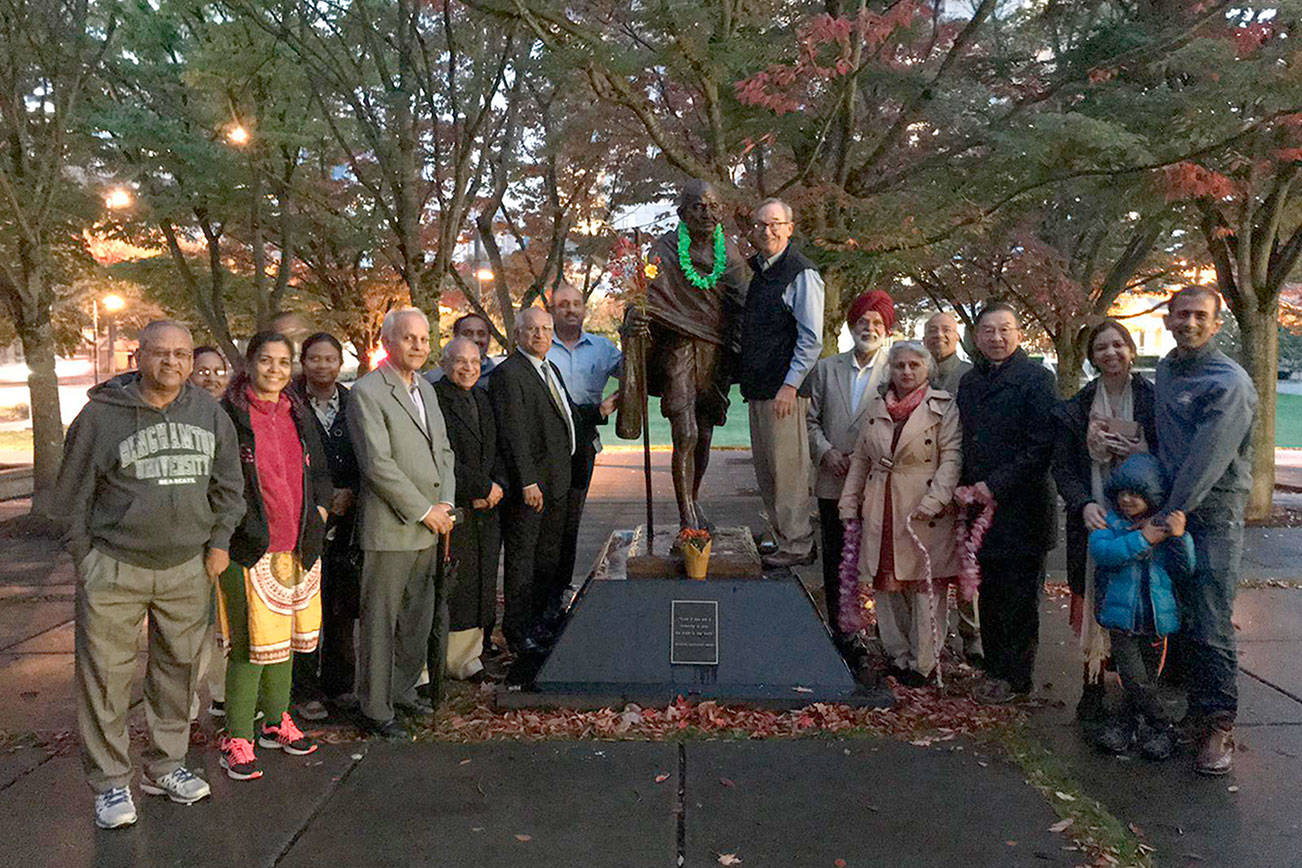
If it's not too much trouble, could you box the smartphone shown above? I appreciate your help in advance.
[1104,419,1141,440]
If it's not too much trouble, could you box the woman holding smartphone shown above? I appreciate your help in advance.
[1051,319,1158,725]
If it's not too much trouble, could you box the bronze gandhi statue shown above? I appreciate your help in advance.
[621,180,749,530]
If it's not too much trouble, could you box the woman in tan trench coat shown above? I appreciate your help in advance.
[838,341,962,686]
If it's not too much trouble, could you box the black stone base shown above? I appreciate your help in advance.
[498,551,894,710]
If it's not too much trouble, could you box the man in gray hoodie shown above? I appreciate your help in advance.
[57,320,244,828]
[1155,286,1256,776]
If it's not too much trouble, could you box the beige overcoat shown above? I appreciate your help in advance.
[837,386,961,583]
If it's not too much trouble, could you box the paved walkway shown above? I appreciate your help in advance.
[2,450,1301,865]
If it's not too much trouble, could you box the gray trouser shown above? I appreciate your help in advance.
[877,587,948,676]
[953,595,983,658]
[75,548,210,793]
[358,546,442,722]
[748,398,815,557]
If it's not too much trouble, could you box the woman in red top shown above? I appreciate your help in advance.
[216,332,331,781]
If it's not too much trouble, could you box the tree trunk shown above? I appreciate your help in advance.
[820,272,843,357]
[1235,304,1278,520]
[1054,330,1086,398]
[17,311,63,514]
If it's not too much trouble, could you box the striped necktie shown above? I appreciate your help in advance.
[543,362,575,454]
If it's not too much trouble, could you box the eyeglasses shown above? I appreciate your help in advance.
[144,349,193,360]
[753,221,792,231]
[195,367,227,377]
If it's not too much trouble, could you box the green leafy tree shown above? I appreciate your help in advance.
[0,0,117,508]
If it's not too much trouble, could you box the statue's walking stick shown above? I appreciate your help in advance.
[641,334,654,555]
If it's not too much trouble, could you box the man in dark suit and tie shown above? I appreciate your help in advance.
[347,308,456,740]
[490,307,611,657]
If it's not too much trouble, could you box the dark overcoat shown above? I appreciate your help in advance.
[956,348,1058,562]
[434,378,504,630]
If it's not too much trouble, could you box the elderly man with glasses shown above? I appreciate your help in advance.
[739,198,825,569]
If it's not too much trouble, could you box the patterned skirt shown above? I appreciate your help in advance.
[217,551,322,664]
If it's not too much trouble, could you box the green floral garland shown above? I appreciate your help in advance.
[677,222,727,290]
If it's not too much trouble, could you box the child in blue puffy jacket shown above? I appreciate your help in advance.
[1088,453,1195,761]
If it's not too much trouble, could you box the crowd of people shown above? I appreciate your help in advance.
[56,194,1257,831]
[808,286,1253,774]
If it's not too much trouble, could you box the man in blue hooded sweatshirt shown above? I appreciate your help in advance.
[1155,285,1256,776]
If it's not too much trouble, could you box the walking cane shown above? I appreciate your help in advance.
[641,335,654,556]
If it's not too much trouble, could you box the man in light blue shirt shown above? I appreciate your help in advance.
[548,283,622,587]
[740,197,825,568]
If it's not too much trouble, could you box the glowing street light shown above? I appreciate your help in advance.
[226,124,250,146]
[104,188,133,210]
[101,293,126,313]
[475,267,495,282]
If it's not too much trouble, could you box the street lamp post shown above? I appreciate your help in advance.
[102,294,125,377]
[91,299,99,383]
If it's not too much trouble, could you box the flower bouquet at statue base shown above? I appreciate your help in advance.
[678,528,713,580]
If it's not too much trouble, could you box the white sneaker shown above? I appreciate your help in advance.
[94,787,137,829]
[139,767,211,805]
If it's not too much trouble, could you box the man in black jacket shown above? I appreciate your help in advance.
[490,307,608,656]
[957,302,1058,704]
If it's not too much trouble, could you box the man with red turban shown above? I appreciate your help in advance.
[802,289,894,662]
[846,290,896,334]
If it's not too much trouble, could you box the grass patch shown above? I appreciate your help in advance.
[1277,393,1302,448]
[986,723,1155,867]
[0,428,33,457]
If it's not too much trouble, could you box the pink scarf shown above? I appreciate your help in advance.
[884,383,927,422]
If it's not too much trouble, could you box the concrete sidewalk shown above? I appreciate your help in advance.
[1,450,1301,865]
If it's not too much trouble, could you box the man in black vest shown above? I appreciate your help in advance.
[956,302,1058,704]
[740,198,825,569]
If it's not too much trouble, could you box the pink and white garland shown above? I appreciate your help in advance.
[953,485,997,602]
[837,519,865,632]
[902,511,946,688]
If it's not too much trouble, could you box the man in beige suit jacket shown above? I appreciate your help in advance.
[803,291,893,662]
[347,308,456,740]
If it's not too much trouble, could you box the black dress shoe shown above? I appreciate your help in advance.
[396,697,435,716]
[361,716,411,742]
[514,637,547,657]
[762,549,817,569]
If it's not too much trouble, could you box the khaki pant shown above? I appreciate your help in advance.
[877,586,948,677]
[446,628,485,680]
[190,621,227,720]
[748,397,815,557]
[75,548,210,793]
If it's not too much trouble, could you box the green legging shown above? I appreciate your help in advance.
[219,563,292,741]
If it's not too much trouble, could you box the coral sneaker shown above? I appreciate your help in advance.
[219,736,263,781]
[258,712,318,755]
